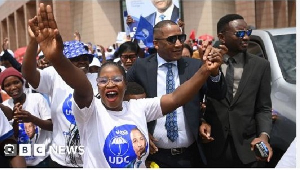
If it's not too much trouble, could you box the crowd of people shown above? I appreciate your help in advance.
[1,1,291,168]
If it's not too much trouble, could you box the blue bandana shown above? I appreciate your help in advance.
[63,40,94,63]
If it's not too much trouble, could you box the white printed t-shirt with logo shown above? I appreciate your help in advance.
[34,66,97,167]
[3,93,52,166]
[0,109,13,141]
[72,96,163,168]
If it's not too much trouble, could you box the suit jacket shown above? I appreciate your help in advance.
[203,52,272,164]
[145,6,179,26]
[126,54,226,164]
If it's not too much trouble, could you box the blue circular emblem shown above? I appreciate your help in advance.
[62,93,76,125]
[103,124,148,168]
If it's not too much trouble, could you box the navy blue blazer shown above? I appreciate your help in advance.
[145,6,180,26]
[126,54,226,164]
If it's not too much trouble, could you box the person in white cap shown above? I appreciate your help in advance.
[89,57,101,73]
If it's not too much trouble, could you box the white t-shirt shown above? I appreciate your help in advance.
[86,72,98,96]
[3,93,52,166]
[34,66,97,167]
[72,96,163,168]
[0,109,13,141]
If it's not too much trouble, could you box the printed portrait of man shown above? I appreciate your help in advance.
[24,122,36,140]
[145,0,180,26]
[126,127,147,168]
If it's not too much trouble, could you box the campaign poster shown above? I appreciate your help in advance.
[125,0,180,32]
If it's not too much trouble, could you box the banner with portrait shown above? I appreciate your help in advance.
[124,0,180,32]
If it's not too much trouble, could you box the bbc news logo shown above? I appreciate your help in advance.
[4,144,84,156]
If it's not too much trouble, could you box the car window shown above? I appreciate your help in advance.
[272,34,296,84]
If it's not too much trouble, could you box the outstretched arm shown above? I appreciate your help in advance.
[160,45,227,115]
[22,25,40,88]
[29,3,93,108]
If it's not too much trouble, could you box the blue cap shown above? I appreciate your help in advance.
[63,40,93,63]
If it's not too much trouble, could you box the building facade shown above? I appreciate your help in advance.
[0,0,296,51]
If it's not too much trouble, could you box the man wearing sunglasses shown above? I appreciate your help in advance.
[202,14,273,167]
[127,20,227,167]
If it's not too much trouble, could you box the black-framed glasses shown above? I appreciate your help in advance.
[96,75,124,86]
[155,34,186,44]
[120,54,137,60]
[234,29,252,38]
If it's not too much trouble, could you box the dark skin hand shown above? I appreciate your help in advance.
[97,44,106,64]
[148,134,158,154]
[199,121,214,143]
[74,31,81,41]
[13,103,53,131]
[0,103,13,120]
[177,18,185,28]
[250,134,273,162]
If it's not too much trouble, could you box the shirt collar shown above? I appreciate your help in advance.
[224,53,244,64]
[156,3,174,20]
[157,53,178,67]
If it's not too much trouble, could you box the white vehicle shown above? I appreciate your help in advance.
[247,27,296,167]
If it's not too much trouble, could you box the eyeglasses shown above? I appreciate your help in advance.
[121,54,137,60]
[96,75,124,86]
[230,29,252,38]
[155,34,186,44]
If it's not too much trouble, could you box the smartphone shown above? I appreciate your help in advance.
[254,141,269,158]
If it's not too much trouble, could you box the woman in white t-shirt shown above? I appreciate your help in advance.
[23,19,98,168]
[28,3,225,168]
[0,67,52,167]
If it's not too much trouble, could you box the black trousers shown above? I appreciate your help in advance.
[206,135,265,168]
[146,142,204,168]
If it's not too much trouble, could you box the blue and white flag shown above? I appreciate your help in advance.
[134,16,153,48]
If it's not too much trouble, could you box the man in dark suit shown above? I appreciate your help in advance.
[203,14,273,167]
[145,0,179,26]
[127,20,226,167]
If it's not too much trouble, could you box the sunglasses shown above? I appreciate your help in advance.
[233,29,252,38]
[155,34,186,44]
[121,54,137,60]
[96,75,124,86]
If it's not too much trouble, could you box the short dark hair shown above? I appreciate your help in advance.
[154,20,177,38]
[183,43,193,56]
[114,41,140,58]
[125,82,145,96]
[217,14,244,34]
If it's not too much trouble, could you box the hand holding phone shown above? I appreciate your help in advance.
[254,141,269,158]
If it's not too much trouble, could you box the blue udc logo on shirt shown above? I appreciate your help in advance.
[62,93,76,125]
[103,124,148,168]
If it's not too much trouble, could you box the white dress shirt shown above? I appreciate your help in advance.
[154,3,175,25]
[153,54,195,149]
